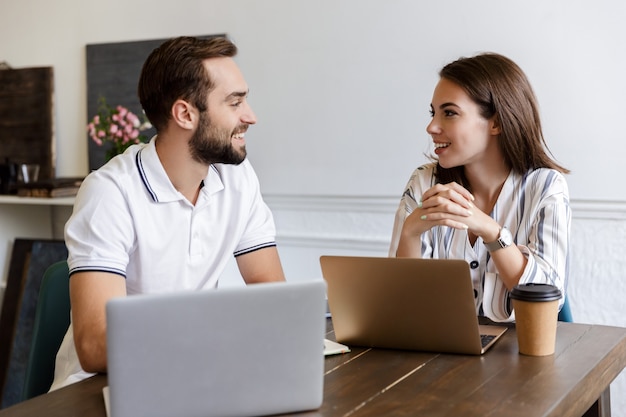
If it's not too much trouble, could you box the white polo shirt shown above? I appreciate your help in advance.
[51,137,278,389]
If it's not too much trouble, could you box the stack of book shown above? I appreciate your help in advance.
[17,177,84,198]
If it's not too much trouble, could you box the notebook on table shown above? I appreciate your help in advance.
[105,280,327,417]
[320,256,507,355]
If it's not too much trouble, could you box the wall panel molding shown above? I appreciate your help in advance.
[568,200,626,220]
[265,194,626,219]
[264,194,626,250]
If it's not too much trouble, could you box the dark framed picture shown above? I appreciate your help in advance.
[0,67,55,194]
[0,239,67,408]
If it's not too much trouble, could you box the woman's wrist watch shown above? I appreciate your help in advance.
[484,227,513,252]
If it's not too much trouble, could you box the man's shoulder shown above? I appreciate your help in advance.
[76,150,147,205]
[83,157,135,188]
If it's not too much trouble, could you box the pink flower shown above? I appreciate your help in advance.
[87,99,151,159]
[127,113,140,127]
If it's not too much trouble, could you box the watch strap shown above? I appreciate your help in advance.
[484,227,512,252]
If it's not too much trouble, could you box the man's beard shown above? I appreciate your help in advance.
[189,111,247,165]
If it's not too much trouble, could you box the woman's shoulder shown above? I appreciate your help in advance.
[521,167,568,183]
[409,163,437,186]
[398,163,437,198]
[517,167,569,196]
[407,162,437,182]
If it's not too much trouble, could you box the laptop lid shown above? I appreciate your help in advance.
[106,280,326,417]
[320,256,506,355]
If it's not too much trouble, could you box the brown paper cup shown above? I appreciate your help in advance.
[511,283,562,357]
[512,298,559,356]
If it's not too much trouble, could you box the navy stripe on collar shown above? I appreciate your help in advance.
[136,149,158,202]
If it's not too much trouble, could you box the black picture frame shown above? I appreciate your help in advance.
[0,239,67,408]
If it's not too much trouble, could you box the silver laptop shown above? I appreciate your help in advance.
[320,256,507,355]
[105,280,326,417]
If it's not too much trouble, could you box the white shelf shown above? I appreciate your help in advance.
[0,195,75,206]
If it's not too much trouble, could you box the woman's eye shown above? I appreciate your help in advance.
[428,109,434,117]
[444,109,457,117]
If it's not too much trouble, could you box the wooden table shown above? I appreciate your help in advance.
[1,320,624,417]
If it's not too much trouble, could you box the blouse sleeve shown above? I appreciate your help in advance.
[516,171,571,296]
[389,164,436,257]
[484,170,571,322]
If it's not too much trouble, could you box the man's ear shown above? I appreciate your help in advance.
[171,99,196,130]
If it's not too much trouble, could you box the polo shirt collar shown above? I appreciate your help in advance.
[136,136,224,203]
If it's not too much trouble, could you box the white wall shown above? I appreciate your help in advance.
[1,0,625,201]
[1,0,625,413]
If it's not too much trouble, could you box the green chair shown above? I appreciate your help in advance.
[558,296,573,322]
[21,261,70,401]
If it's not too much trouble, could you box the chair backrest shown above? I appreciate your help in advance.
[558,296,573,322]
[20,261,70,401]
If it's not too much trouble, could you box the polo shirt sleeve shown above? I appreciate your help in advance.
[232,161,277,257]
[65,169,134,277]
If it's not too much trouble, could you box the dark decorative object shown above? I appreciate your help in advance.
[0,239,68,409]
[86,34,224,171]
[0,67,54,193]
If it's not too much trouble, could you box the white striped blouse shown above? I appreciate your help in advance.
[389,163,571,322]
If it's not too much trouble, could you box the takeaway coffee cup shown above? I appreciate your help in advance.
[510,283,562,356]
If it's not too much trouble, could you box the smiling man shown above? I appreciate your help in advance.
[50,36,286,390]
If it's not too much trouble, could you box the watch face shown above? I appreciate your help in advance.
[500,227,513,246]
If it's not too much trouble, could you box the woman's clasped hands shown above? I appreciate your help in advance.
[403,182,497,240]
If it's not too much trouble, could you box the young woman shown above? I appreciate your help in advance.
[389,53,570,322]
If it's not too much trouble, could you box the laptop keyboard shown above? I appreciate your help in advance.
[480,334,496,348]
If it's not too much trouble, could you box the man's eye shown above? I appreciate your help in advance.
[231,101,242,107]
